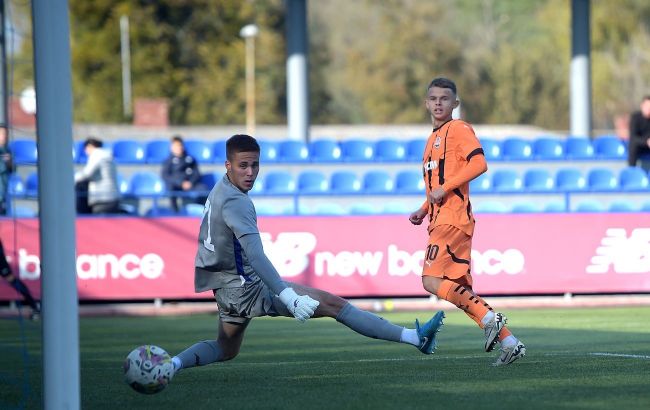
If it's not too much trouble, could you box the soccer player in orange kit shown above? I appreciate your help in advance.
[409,77,526,366]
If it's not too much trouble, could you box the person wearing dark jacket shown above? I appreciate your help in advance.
[161,135,207,212]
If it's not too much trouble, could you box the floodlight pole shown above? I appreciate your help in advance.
[32,0,80,409]
[120,15,132,118]
[240,24,258,136]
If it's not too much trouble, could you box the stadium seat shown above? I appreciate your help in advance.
[116,174,130,195]
[145,139,171,163]
[112,140,146,164]
[183,203,205,216]
[73,140,88,163]
[10,139,38,164]
[564,137,594,160]
[394,170,425,194]
[145,206,177,216]
[406,139,426,162]
[309,139,341,162]
[593,136,626,160]
[374,139,407,162]
[341,139,374,162]
[524,168,555,192]
[297,171,329,194]
[587,168,618,191]
[618,166,649,190]
[349,202,380,215]
[473,201,509,213]
[25,172,38,197]
[511,201,540,213]
[470,172,492,193]
[608,200,637,213]
[211,140,227,163]
[544,201,567,213]
[555,168,587,191]
[128,172,166,197]
[263,171,296,195]
[278,140,309,163]
[501,138,533,160]
[7,174,25,198]
[491,169,523,192]
[183,140,212,163]
[200,172,221,190]
[362,171,394,194]
[641,201,650,212]
[255,203,292,216]
[533,137,564,160]
[258,140,279,163]
[575,200,605,213]
[383,202,412,214]
[9,205,37,218]
[480,138,501,161]
[329,171,362,194]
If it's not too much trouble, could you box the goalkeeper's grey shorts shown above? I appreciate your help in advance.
[213,279,291,324]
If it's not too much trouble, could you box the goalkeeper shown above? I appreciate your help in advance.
[170,134,444,375]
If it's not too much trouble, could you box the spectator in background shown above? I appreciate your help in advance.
[0,127,13,215]
[628,95,650,166]
[161,135,207,212]
[74,137,121,214]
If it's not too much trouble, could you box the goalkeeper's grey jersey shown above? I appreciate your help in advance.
[194,175,262,292]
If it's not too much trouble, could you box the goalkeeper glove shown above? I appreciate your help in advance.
[278,287,319,322]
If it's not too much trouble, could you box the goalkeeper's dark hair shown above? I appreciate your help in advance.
[226,134,260,161]
[427,77,457,96]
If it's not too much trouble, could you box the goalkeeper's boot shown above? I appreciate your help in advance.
[493,340,526,366]
[484,312,507,352]
[415,311,445,354]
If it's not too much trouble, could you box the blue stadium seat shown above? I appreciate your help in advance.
[211,140,227,163]
[587,168,618,191]
[7,174,25,198]
[183,203,205,216]
[25,172,38,197]
[200,172,221,190]
[309,139,341,162]
[145,139,171,163]
[73,140,88,163]
[112,140,146,164]
[145,206,177,217]
[544,201,567,213]
[406,139,426,162]
[258,141,278,163]
[341,139,374,162]
[329,171,362,194]
[501,138,532,160]
[641,201,650,212]
[278,140,309,163]
[575,200,605,213]
[480,138,501,161]
[524,169,555,192]
[297,171,329,194]
[10,139,37,164]
[511,201,540,213]
[555,168,587,191]
[533,137,564,160]
[183,140,213,163]
[564,137,594,160]
[128,172,166,197]
[116,173,129,195]
[394,170,424,194]
[593,136,626,160]
[249,177,264,195]
[608,200,637,213]
[470,172,492,193]
[362,171,394,194]
[491,169,523,192]
[374,139,407,162]
[263,171,296,195]
[619,166,649,190]
[255,203,292,216]
[473,201,509,213]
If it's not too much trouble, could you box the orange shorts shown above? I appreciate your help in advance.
[422,224,472,285]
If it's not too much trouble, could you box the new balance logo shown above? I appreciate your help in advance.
[586,228,650,274]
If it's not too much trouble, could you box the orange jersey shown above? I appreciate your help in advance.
[421,119,485,236]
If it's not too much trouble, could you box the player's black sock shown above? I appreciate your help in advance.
[9,278,39,311]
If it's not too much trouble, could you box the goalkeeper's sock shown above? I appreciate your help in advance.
[171,356,183,373]
[399,328,421,346]
[336,302,402,342]
[176,340,224,369]
[9,278,39,311]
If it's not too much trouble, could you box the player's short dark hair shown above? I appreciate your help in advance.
[226,134,260,161]
[84,137,103,148]
[171,135,184,144]
[642,95,650,102]
[427,77,457,96]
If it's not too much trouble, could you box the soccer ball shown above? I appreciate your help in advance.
[123,345,174,394]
